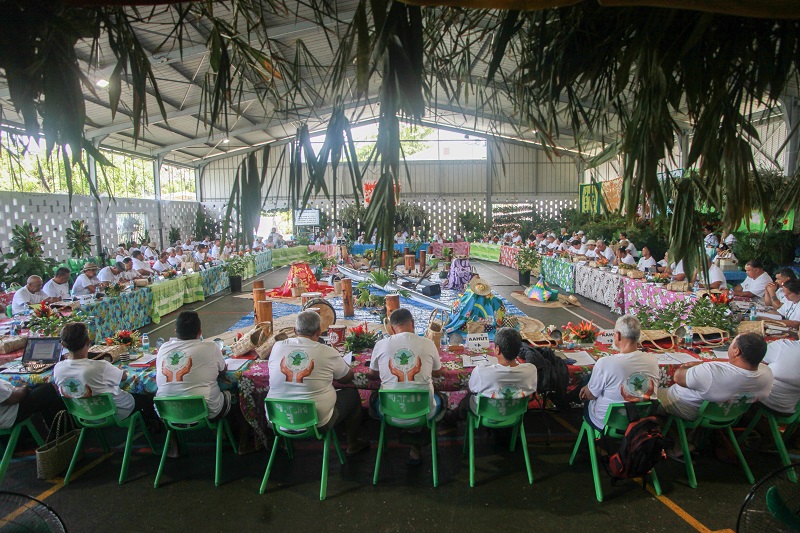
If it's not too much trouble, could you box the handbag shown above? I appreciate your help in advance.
[691,326,730,346]
[738,319,792,338]
[521,330,557,347]
[666,281,689,292]
[231,322,272,357]
[0,335,27,355]
[255,327,295,360]
[36,410,83,480]
[638,330,678,352]
[425,309,450,347]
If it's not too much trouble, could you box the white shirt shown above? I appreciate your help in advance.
[143,247,157,260]
[637,256,657,272]
[193,252,207,263]
[210,245,220,258]
[568,245,587,256]
[512,235,523,244]
[156,339,227,418]
[704,233,720,248]
[120,268,138,281]
[585,249,597,259]
[395,235,406,244]
[71,273,101,296]
[587,351,659,428]
[167,255,182,268]
[468,363,537,413]
[620,254,636,266]
[762,340,800,414]
[97,267,120,285]
[741,272,773,301]
[625,243,638,257]
[132,257,154,274]
[701,264,727,288]
[43,279,70,300]
[778,300,800,322]
[598,247,615,262]
[724,233,737,246]
[0,380,19,429]
[53,358,135,419]
[11,286,47,314]
[665,362,773,421]
[370,332,442,416]
[152,260,171,274]
[671,260,685,278]
[115,254,126,264]
[775,287,788,305]
[267,337,350,427]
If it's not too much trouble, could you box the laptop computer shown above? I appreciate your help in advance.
[2,338,65,374]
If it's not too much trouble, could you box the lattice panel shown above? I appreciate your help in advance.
[161,200,200,243]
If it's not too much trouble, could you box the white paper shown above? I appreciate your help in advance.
[225,358,249,371]
[461,354,498,368]
[563,350,596,366]
[466,332,490,351]
[129,354,157,367]
[710,349,729,360]
[661,352,701,365]
[342,351,354,365]
[596,329,615,345]
[757,312,783,320]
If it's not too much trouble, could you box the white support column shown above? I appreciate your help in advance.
[485,141,493,226]
[782,96,800,177]
[88,137,105,259]
[678,130,691,172]
[154,156,165,249]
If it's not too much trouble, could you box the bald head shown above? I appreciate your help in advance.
[27,276,43,293]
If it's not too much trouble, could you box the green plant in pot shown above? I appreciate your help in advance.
[222,256,247,293]
[516,247,541,286]
[4,223,57,285]
[65,219,93,258]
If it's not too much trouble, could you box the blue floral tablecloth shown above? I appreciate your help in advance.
[201,265,229,296]
[82,288,152,340]
[253,250,272,273]
[540,256,575,293]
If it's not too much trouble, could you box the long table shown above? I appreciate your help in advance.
[83,288,152,340]
[470,243,502,263]
[620,277,695,314]
[540,256,575,293]
[574,264,624,312]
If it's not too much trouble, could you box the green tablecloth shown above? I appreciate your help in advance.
[253,250,272,273]
[540,256,575,293]
[244,256,256,279]
[469,243,502,262]
[82,288,152,341]
[182,273,205,304]
[149,278,186,324]
[200,265,229,296]
[271,246,309,268]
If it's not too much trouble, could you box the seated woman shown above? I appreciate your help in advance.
[616,247,636,267]
[775,279,800,329]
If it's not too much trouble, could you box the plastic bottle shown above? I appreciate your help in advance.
[749,304,757,321]
[141,333,150,353]
[684,325,693,346]
[692,280,699,295]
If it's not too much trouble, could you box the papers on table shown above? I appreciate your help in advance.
[708,349,729,360]
[596,329,615,345]
[342,351,354,365]
[461,354,499,368]
[129,354,157,368]
[656,352,700,366]
[757,312,783,320]
[563,351,597,367]
[225,358,249,371]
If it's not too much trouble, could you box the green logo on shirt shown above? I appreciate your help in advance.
[620,372,655,402]
[60,378,91,398]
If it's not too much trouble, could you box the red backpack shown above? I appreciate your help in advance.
[607,403,667,483]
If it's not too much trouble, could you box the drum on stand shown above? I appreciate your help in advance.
[303,298,337,332]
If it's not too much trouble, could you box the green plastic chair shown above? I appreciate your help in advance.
[0,416,44,483]
[663,399,754,489]
[373,389,438,487]
[463,395,533,487]
[569,401,663,502]
[260,398,345,501]
[63,394,157,485]
[67,258,84,273]
[738,399,800,482]
[153,396,237,488]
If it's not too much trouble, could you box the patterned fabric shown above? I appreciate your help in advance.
[243,256,256,280]
[427,242,470,258]
[525,277,557,302]
[540,256,575,293]
[253,250,272,274]
[443,289,506,336]
[182,273,205,304]
[308,244,337,256]
[469,243,502,263]
[149,279,186,324]
[499,246,519,268]
[621,277,694,314]
[574,264,625,312]
[265,262,332,298]
[200,265,229,296]
[82,288,152,341]
[271,247,311,268]
[0,292,14,307]
[445,257,473,291]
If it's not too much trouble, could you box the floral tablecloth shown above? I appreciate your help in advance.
[470,243,502,263]
[540,256,575,293]
[82,288,152,340]
[243,256,256,280]
[621,277,694,313]
[574,264,624,312]
[200,265,229,296]
[149,279,187,324]
[500,246,519,268]
[308,244,338,256]
[182,273,205,304]
[427,242,470,258]
[253,250,272,274]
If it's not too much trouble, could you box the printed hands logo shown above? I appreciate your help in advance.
[280,351,314,383]
[389,349,421,382]
[161,351,193,383]
[619,373,655,402]
[499,385,520,400]
[60,378,91,398]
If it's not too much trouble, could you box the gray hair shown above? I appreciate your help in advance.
[295,310,321,336]
[615,314,641,341]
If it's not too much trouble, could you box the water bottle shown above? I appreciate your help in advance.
[0,282,6,293]
[156,337,165,350]
[129,279,135,292]
[684,325,693,346]
[693,280,699,295]
[141,333,150,353]
[749,304,757,321]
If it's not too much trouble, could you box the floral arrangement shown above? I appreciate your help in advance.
[650,273,670,284]
[617,262,635,270]
[343,323,380,352]
[65,219,93,258]
[106,329,141,347]
[163,269,178,279]
[595,256,610,267]
[28,304,90,337]
[706,291,730,305]
[563,320,600,344]
[222,255,247,277]
[634,298,737,334]
[104,282,126,297]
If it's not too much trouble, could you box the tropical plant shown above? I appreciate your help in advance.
[9,222,44,257]
[458,211,486,234]
[168,227,181,245]
[4,223,57,285]
[65,219,93,258]
[395,203,428,231]
[221,255,247,278]
[516,247,541,273]
[731,228,798,272]
[28,303,91,337]
[563,321,600,344]
[343,324,380,352]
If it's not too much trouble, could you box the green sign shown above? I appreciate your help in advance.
[579,183,602,214]
[737,209,795,232]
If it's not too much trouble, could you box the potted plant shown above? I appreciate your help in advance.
[516,246,541,286]
[222,256,247,292]
[66,219,94,258]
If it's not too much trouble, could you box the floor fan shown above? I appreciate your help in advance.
[0,492,67,532]
[737,463,800,532]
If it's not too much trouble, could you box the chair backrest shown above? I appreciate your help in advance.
[379,390,431,426]
[154,396,211,430]
[264,398,321,438]
[474,395,529,428]
[603,401,658,437]
[695,399,753,429]
[63,394,118,426]
[772,399,800,425]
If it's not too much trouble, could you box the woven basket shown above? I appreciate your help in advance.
[425,309,449,347]
[231,321,272,357]
[573,255,588,263]
[666,281,690,292]
[626,269,645,279]
[588,261,598,268]
[738,319,792,338]
[639,329,678,352]
[522,330,557,347]
[0,335,27,355]
[691,326,730,346]
[466,320,487,334]
[134,279,150,287]
[255,327,295,360]
[89,344,126,363]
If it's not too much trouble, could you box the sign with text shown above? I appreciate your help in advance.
[466,332,490,351]
[294,209,320,226]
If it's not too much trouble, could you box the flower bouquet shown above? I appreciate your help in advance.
[163,269,178,279]
[707,291,730,305]
[651,273,670,285]
[106,329,141,348]
[28,302,63,336]
[104,282,126,298]
[343,323,380,352]
[595,256,610,267]
[563,320,600,345]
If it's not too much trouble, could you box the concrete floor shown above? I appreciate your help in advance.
[0,261,789,532]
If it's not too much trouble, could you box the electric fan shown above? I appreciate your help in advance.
[737,463,800,532]
[0,491,67,532]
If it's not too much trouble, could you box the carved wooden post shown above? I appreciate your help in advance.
[341,278,354,317]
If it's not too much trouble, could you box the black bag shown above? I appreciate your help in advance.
[519,343,570,410]
[607,403,666,481]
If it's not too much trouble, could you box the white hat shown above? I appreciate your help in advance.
[586,240,596,245]
[166,247,175,253]
[577,230,585,235]
[547,233,556,238]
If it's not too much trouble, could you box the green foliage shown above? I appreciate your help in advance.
[394,203,427,231]
[168,227,181,244]
[4,223,56,284]
[732,228,798,272]
[458,210,486,233]
[634,298,738,335]
[307,251,337,270]
[195,206,221,240]
[65,219,93,258]
[354,124,435,161]
[221,255,247,277]
[516,247,541,272]
[10,222,45,257]
[222,147,270,249]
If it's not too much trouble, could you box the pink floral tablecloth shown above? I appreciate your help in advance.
[308,244,338,256]
[621,277,694,313]
[427,242,470,258]
[500,246,519,269]
[0,292,14,308]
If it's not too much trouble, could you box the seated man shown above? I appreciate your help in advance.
[131,250,154,276]
[694,256,727,290]
[268,311,369,456]
[760,339,800,415]
[12,276,58,314]
[369,308,444,464]
[143,242,158,260]
[119,257,140,281]
[97,262,124,285]
[595,240,615,262]
[619,232,638,258]
[616,247,636,266]
[775,279,800,328]
[114,246,128,264]
[43,267,71,300]
[152,252,171,274]
[636,247,657,272]
[166,248,182,269]
[193,245,209,263]
[657,333,773,422]
[0,379,63,433]
[210,239,221,260]
[71,263,102,296]
[584,240,598,259]
[462,327,537,415]
[580,315,658,430]
[668,258,686,282]
[765,267,797,309]
[567,239,587,257]
[733,260,773,302]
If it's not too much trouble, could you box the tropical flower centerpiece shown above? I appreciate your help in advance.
[563,320,601,344]
[106,329,141,347]
[104,282,126,298]
[343,324,380,352]
[618,262,635,271]
[595,256,610,267]
[163,269,178,279]
[707,291,730,305]
[651,273,670,285]
[28,302,63,336]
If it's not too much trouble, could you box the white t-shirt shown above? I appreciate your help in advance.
[598,247,615,262]
[0,380,20,429]
[43,279,70,299]
[778,300,800,322]
[671,260,685,278]
[665,362,773,421]
[193,252,207,263]
[637,256,657,272]
[132,257,154,274]
[468,363,537,413]
[762,340,800,414]
[156,339,226,418]
[152,260,171,273]
[585,249,597,259]
[775,287,788,305]
[626,243,638,256]
[370,332,442,415]
[53,358,135,419]
[143,247,157,260]
[97,267,120,284]
[701,264,727,288]
[115,254,127,264]
[741,272,773,301]
[568,245,587,256]
[120,268,138,281]
[724,233,737,246]
[167,256,182,268]
[11,286,47,314]
[620,254,636,266]
[586,351,659,428]
[704,233,720,248]
[71,273,101,296]
[267,337,350,427]
[210,245,220,258]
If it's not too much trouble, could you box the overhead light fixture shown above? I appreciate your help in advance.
[96,79,109,88]
[222,138,230,144]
